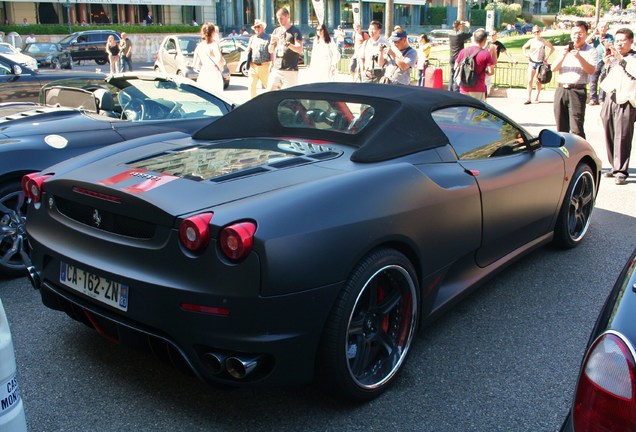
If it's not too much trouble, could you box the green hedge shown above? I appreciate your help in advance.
[0,24,198,35]
[428,7,447,26]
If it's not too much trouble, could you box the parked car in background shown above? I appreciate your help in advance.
[514,22,534,34]
[0,53,103,103]
[429,29,453,45]
[0,72,235,277]
[24,84,600,401]
[23,42,73,69]
[0,42,37,70]
[154,34,230,89]
[560,249,636,431]
[219,36,250,77]
[58,30,120,65]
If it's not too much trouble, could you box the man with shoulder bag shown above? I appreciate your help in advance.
[359,20,388,83]
[599,27,636,185]
[379,30,418,85]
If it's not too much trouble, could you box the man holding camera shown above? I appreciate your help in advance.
[359,20,388,83]
[448,20,473,91]
[599,27,636,185]
[586,21,613,105]
[552,20,597,139]
[380,30,418,85]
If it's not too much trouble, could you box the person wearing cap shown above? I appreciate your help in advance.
[246,19,271,98]
[380,30,417,85]
[334,25,346,54]
[267,8,303,91]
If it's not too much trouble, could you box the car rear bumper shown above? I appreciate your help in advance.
[28,242,341,387]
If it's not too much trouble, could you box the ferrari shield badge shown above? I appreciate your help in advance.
[559,147,570,158]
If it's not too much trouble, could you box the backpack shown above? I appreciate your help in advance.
[453,47,481,87]
[536,62,552,84]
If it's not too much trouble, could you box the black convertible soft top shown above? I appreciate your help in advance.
[193,83,489,163]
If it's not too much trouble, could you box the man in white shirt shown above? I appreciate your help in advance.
[359,20,388,83]
[551,21,597,138]
[599,27,636,185]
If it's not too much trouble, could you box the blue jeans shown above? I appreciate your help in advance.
[120,55,133,72]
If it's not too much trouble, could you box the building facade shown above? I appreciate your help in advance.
[1,0,438,35]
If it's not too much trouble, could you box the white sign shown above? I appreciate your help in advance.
[0,374,20,416]
[353,2,361,24]
[311,0,325,25]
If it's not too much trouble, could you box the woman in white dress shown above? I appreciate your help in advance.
[308,24,341,83]
[192,23,225,93]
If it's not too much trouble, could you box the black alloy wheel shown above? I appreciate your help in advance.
[554,163,596,248]
[319,248,419,400]
[0,182,29,277]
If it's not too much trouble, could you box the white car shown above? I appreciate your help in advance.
[0,43,37,70]
[0,299,27,431]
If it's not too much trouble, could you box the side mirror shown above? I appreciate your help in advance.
[538,129,565,148]
[12,64,22,75]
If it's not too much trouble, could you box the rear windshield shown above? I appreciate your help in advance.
[277,99,375,134]
[127,139,340,181]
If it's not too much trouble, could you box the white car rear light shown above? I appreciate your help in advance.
[573,332,636,431]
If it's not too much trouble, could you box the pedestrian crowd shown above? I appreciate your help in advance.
[30,8,629,186]
[233,13,634,185]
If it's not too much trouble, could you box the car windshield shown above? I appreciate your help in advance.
[58,34,75,44]
[25,43,58,54]
[128,139,339,181]
[178,37,199,55]
[277,99,375,134]
[0,44,17,54]
[117,78,227,120]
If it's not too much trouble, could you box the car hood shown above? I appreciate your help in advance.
[0,107,112,138]
[44,136,348,223]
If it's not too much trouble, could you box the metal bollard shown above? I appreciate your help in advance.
[0,299,27,432]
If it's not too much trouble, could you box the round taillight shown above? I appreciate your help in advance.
[179,213,213,252]
[219,222,256,261]
[573,332,636,431]
[22,173,51,203]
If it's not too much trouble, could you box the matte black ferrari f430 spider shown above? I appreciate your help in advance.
[24,84,601,400]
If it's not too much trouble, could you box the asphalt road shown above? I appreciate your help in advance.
[1,68,635,432]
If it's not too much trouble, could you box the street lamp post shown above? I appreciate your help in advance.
[64,1,72,34]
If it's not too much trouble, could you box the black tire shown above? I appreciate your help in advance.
[553,163,596,248]
[51,57,62,69]
[240,62,249,77]
[318,248,419,400]
[0,181,29,277]
[95,58,107,66]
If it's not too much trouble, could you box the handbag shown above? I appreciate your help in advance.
[537,62,552,84]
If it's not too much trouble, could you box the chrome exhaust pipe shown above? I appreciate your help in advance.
[202,352,227,375]
[26,266,40,290]
[226,355,262,379]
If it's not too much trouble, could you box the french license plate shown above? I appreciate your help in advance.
[59,262,129,311]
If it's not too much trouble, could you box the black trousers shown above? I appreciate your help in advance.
[601,93,635,178]
[554,86,587,138]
